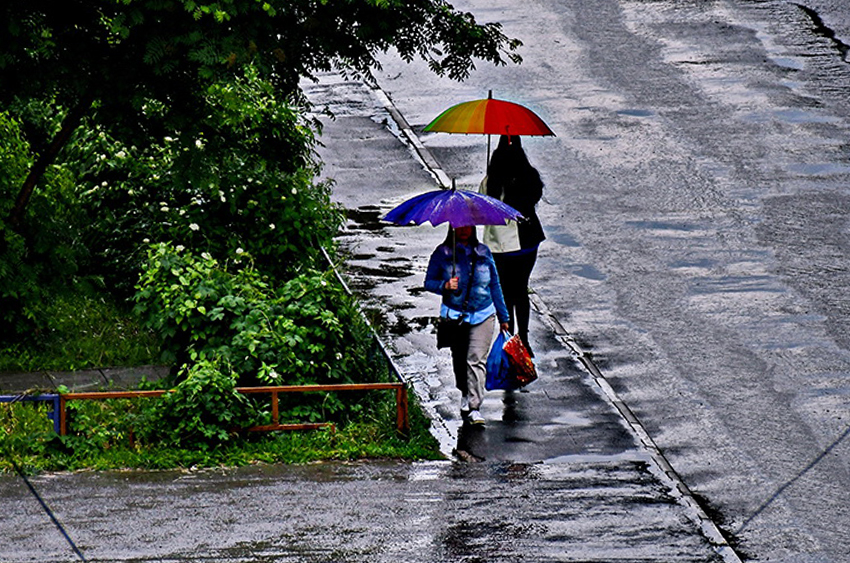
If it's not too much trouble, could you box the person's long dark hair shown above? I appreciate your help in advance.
[486,135,543,206]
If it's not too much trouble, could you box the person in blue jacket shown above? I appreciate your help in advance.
[425,225,511,425]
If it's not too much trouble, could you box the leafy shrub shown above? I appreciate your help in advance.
[75,67,344,298]
[138,358,257,448]
[133,243,381,401]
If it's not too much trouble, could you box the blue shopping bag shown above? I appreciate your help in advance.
[485,331,514,391]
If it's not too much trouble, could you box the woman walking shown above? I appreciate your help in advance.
[480,135,545,357]
[425,225,511,425]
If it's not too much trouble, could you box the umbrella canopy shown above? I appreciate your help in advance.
[423,92,554,137]
[383,185,523,229]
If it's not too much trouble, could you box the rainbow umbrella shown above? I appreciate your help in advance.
[424,90,554,166]
[424,91,554,137]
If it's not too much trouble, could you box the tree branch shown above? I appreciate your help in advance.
[8,94,95,229]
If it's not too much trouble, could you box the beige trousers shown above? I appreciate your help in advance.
[452,314,495,411]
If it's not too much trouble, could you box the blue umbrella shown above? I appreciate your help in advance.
[383,182,522,229]
[384,180,523,275]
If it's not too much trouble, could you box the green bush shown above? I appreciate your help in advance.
[133,243,382,416]
[75,67,344,298]
[138,358,257,448]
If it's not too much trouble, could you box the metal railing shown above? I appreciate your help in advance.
[0,394,62,433]
[57,382,409,436]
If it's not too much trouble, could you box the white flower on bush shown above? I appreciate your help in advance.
[291,187,298,195]
[195,139,204,149]
[321,280,328,286]
[176,245,185,252]
[201,252,212,261]
[189,223,200,231]
[236,248,244,255]
[160,205,170,212]
[269,223,275,230]
[116,150,126,159]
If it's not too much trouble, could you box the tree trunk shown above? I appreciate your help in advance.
[8,95,95,229]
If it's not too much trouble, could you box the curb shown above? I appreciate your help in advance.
[369,85,452,189]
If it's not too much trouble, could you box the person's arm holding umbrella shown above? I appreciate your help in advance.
[424,244,457,296]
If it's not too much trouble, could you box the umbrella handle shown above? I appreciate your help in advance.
[452,229,456,277]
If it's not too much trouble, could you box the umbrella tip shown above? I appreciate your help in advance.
[451,178,457,191]
[488,89,493,99]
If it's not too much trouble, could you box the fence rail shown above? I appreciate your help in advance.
[58,382,409,436]
[0,394,62,433]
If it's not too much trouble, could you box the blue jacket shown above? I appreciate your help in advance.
[424,241,510,325]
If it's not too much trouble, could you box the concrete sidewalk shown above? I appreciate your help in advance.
[0,73,739,563]
[0,366,169,395]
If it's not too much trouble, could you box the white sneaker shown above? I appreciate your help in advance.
[468,410,485,425]
[460,396,470,413]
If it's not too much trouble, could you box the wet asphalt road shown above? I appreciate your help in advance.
[361,1,850,562]
[2,460,721,563]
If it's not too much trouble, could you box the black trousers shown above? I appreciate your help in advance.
[494,248,538,344]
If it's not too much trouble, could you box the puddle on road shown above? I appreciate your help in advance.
[787,162,850,176]
[544,450,654,465]
[770,55,806,70]
[669,257,716,270]
[741,107,841,124]
[345,262,416,280]
[550,411,593,426]
[689,274,786,295]
[347,206,387,231]
[569,263,607,281]
[626,219,702,232]
[616,108,655,117]
[547,227,582,248]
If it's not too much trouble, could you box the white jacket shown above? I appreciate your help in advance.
[479,176,522,253]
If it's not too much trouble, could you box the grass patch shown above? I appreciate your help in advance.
[0,389,442,474]
[0,292,162,373]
